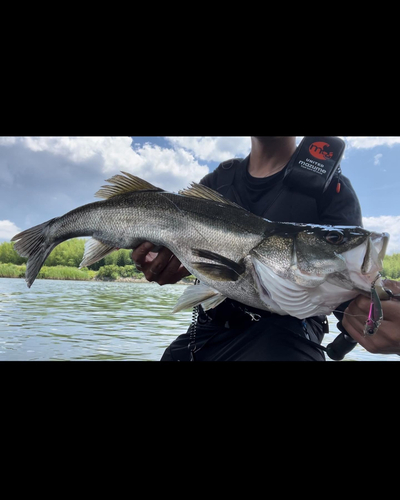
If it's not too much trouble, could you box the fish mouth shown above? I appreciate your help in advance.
[362,231,389,275]
[343,231,390,291]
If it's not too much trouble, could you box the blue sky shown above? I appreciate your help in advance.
[0,136,399,254]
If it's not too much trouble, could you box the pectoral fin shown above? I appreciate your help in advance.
[191,262,241,281]
[191,249,245,282]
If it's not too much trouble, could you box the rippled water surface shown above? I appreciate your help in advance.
[0,278,398,361]
[0,278,192,360]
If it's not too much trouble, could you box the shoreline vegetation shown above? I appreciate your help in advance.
[1,238,399,284]
[0,262,193,284]
[0,239,196,284]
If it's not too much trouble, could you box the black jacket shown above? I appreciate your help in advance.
[160,155,363,361]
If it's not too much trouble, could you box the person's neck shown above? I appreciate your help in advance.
[248,137,297,178]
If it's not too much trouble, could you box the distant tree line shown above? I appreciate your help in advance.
[382,253,400,280]
[0,239,134,270]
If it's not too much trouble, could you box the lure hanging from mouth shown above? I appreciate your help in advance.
[364,275,383,336]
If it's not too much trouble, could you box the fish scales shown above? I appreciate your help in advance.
[51,191,265,262]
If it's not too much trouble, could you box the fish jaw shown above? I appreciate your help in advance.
[341,232,390,292]
[365,231,389,272]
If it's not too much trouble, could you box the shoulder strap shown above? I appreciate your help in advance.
[213,158,244,193]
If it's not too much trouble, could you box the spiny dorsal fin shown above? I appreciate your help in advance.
[178,183,243,208]
[95,171,163,199]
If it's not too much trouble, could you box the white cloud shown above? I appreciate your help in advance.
[13,136,398,185]
[345,137,400,149]
[167,136,400,161]
[130,143,209,191]
[0,136,140,169]
[363,215,400,255]
[374,153,383,165]
[0,220,21,241]
[165,136,251,162]
[0,136,209,192]
[0,137,17,146]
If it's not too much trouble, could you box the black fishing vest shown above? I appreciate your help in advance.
[200,157,324,224]
[199,136,359,224]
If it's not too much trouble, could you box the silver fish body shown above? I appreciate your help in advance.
[12,172,390,320]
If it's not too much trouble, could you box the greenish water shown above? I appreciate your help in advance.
[0,278,399,361]
[0,278,191,361]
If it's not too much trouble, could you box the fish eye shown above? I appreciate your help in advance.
[325,230,346,245]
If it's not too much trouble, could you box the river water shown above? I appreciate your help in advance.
[0,277,398,361]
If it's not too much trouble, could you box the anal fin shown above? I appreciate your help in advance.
[79,238,117,268]
[172,283,226,313]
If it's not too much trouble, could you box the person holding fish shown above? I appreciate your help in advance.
[12,136,399,360]
[132,136,398,360]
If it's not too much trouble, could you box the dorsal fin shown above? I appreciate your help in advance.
[178,182,243,208]
[95,171,163,199]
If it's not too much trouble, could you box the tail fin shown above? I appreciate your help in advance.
[11,218,58,288]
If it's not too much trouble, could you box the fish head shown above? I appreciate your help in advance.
[338,228,389,291]
[251,223,390,319]
[254,223,389,290]
[289,224,389,290]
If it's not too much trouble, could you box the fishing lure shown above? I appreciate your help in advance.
[364,275,383,336]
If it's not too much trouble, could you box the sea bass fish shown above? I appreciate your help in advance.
[11,172,389,320]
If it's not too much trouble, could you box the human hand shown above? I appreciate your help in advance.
[131,242,190,286]
[342,279,400,355]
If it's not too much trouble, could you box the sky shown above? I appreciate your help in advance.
[0,136,399,255]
